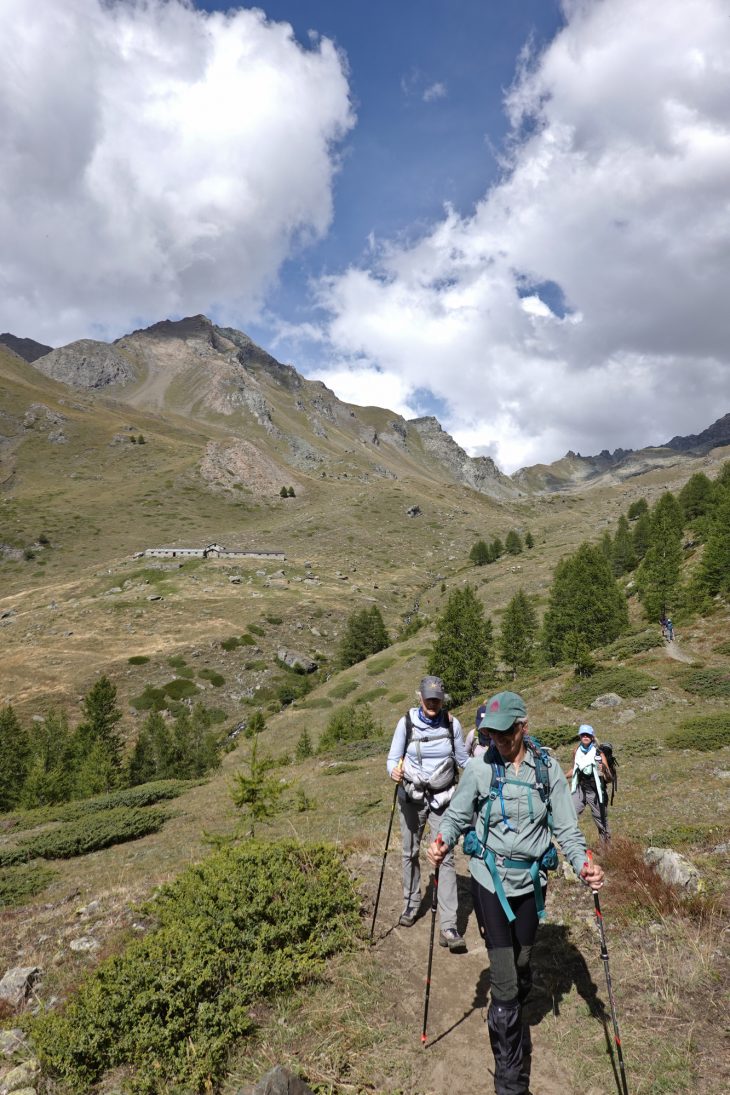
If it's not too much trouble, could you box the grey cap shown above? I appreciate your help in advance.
[419,675,445,700]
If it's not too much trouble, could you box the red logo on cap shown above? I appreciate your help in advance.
[490,700,500,711]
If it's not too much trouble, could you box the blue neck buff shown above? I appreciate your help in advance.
[420,709,442,727]
[579,742,593,753]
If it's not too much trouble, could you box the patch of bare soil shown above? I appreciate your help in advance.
[199,438,298,497]
[368,860,614,1095]
[664,638,694,663]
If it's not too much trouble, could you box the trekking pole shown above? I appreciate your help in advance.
[586,851,629,1095]
[421,845,442,1045]
[369,760,402,943]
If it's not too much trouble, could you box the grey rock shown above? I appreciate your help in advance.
[31,340,136,390]
[0,968,40,1009]
[644,847,701,894]
[146,594,163,602]
[236,1065,316,1095]
[0,1030,26,1058]
[277,649,318,674]
[69,937,99,954]
[406,504,422,517]
[0,1058,40,1094]
[590,692,622,708]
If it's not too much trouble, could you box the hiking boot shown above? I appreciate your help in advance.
[398,906,418,927]
[439,927,467,952]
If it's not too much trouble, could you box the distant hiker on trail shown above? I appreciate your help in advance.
[660,614,674,641]
[427,691,604,1095]
[570,725,611,842]
[465,699,490,758]
[387,675,470,952]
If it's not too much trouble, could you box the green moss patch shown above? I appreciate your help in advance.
[676,667,730,698]
[665,714,730,751]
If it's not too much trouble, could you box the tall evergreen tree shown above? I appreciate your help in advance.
[337,605,389,668]
[525,531,535,549]
[0,706,30,812]
[541,543,629,664]
[21,711,76,807]
[500,589,538,677]
[469,539,490,566]
[627,498,648,521]
[599,530,614,564]
[491,537,504,559]
[427,585,494,705]
[612,515,637,576]
[632,510,652,561]
[74,675,124,787]
[505,530,523,555]
[679,472,715,522]
[170,704,220,779]
[636,492,684,619]
[696,491,730,598]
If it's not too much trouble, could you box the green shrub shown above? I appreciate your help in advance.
[388,692,408,704]
[318,703,381,754]
[31,842,359,1094]
[221,637,241,652]
[163,678,199,700]
[559,667,657,707]
[198,669,226,687]
[130,685,167,712]
[531,725,579,750]
[265,614,283,625]
[247,624,265,637]
[239,634,256,645]
[10,780,192,831]
[665,714,730,751]
[300,697,333,709]
[355,687,388,703]
[366,655,396,675]
[676,668,730,698]
[128,655,150,665]
[0,807,169,866]
[167,655,187,668]
[328,679,359,700]
[0,864,57,908]
[601,630,664,658]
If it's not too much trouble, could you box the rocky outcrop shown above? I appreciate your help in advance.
[409,417,518,500]
[0,334,53,363]
[199,439,296,498]
[663,412,730,454]
[30,340,136,389]
[644,847,702,894]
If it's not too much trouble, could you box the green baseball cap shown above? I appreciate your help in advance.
[479,691,527,732]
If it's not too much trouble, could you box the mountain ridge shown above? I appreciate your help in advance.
[7,314,730,493]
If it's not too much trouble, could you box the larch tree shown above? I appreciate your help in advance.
[427,585,494,705]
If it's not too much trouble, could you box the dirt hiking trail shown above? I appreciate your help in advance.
[663,637,694,663]
[368,856,618,1095]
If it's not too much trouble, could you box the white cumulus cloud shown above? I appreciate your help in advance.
[0,0,354,345]
[312,0,730,472]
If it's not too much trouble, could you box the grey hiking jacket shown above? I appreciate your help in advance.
[438,749,588,897]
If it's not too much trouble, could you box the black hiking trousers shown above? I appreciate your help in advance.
[472,880,544,1095]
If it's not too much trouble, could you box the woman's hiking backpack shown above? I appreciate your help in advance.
[598,742,618,803]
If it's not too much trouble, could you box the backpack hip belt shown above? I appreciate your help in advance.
[483,849,546,922]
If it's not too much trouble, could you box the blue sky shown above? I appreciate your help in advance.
[2,1,729,471]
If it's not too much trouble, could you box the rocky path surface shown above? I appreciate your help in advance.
[368,855,615,1095]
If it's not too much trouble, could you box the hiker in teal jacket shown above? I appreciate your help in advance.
[428,691,604,1095]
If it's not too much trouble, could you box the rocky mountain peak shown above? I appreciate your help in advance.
[0,333,54,363]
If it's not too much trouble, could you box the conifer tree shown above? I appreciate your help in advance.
[635,492,684,620]
[74,675,124,785]
[627,498,648,520]
[632,510,652,561]
[696,491,730,598]
[612,515,637,576]
[0,706,30,812]
[541,543,628,664]
[469,539,490,566]
[21,711,76,807]
[679,472,715,522]
[170,704,220,779]
[295,727,313,760]
[505,529,523,555]
[231,734,286,837]
[500,589,538,677]
[427,585,494,705]
[599,530,614,564]
[491,537,504,559]
[525,531,534,549]
[337,605,390,668]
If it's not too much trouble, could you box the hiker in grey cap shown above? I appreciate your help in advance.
[386,675,470,951]
[570,725,612,841]
[427,690,604,1095]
